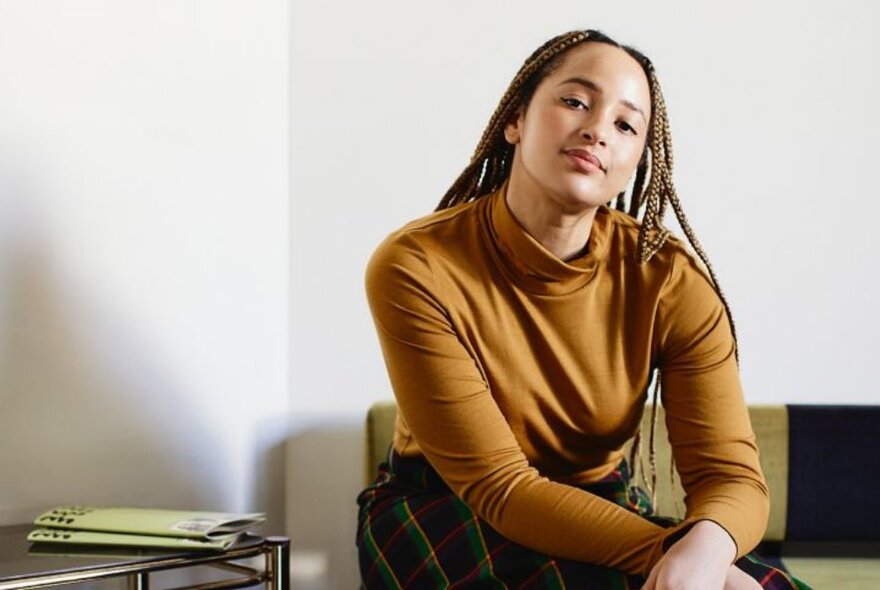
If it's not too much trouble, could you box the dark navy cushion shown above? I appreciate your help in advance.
[787,405,880,540]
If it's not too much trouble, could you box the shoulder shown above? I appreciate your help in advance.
[600,206,696,280]
[368,199,483,271]
[600,207,721,318]
[391,198,482,248]
[658,235,718,298]
[365,197,484,293]
[649,233,733,364]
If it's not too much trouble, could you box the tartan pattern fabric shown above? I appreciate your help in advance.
[357,452,812,589]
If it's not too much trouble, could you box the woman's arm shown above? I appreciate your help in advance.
[366,231,690,576]
[654,246,771,562]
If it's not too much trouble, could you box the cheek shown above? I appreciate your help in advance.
[522,108,572,145]
[520,119,562,163]
[607,145,644,189]
[618,143,645,175]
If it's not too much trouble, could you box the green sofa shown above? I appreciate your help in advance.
[365,401,880,588]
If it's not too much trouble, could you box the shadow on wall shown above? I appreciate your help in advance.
[287,418,365,590]
[252,415,290,534]
[0,238,229,523]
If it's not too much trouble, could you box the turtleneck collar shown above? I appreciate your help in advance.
[482,180,611,296]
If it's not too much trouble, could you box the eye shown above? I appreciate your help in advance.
[561,97,588,110]
[616,120,637,135]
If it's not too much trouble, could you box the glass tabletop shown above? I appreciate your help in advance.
[0,524,266,584]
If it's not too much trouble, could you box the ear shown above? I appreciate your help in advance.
[504,109,525,145]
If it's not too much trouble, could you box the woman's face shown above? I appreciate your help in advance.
[504,42,651,213]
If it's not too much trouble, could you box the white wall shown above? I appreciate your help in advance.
[290,0,880,588]
[0,1,874,588]
[0,0,289,537]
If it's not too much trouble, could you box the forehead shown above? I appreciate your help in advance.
[543,42,651,113]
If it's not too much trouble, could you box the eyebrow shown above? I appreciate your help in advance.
[559,76,647,123]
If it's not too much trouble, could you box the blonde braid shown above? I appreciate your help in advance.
[629,68,740,511]
[636,69,739,358]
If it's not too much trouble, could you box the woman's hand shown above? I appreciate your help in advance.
[641,520,738,590]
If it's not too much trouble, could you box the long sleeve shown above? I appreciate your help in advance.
[366,232,691,577]
[656,248,770,559]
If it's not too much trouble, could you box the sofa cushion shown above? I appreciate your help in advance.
[784,556,880,589]
[787,405,880,541]
[364,401,790,539]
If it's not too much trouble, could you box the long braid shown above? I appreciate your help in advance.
[632,69,672,507]
[637,68,739,358]
[629,65,740,508]
[436,29,739,514]
[628,159,649,217]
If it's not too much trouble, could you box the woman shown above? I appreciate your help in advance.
[358,29,811,589]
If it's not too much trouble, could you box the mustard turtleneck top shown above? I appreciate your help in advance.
[364,183,769,577]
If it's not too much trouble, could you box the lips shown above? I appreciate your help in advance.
[564,149,604,172]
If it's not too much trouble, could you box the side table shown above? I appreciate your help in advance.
[0,524,289,590]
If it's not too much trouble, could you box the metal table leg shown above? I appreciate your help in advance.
[265,537,289,590]
[128,572,149,590]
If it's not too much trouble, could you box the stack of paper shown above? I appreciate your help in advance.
[27,506,266,550]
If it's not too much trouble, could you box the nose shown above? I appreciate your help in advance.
[580,113,611,146]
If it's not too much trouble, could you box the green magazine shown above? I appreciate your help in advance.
[27,528,240,551]
[29,506,266,550]
[33,506,265,539]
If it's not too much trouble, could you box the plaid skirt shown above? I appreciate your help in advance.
[356,451,812,589]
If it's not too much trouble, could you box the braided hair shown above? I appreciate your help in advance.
[436,29,739,510]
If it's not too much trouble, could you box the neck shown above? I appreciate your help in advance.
[504,175,600,263]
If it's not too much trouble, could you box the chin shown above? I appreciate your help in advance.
[557,179,612,206]
[555,189,611,212]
